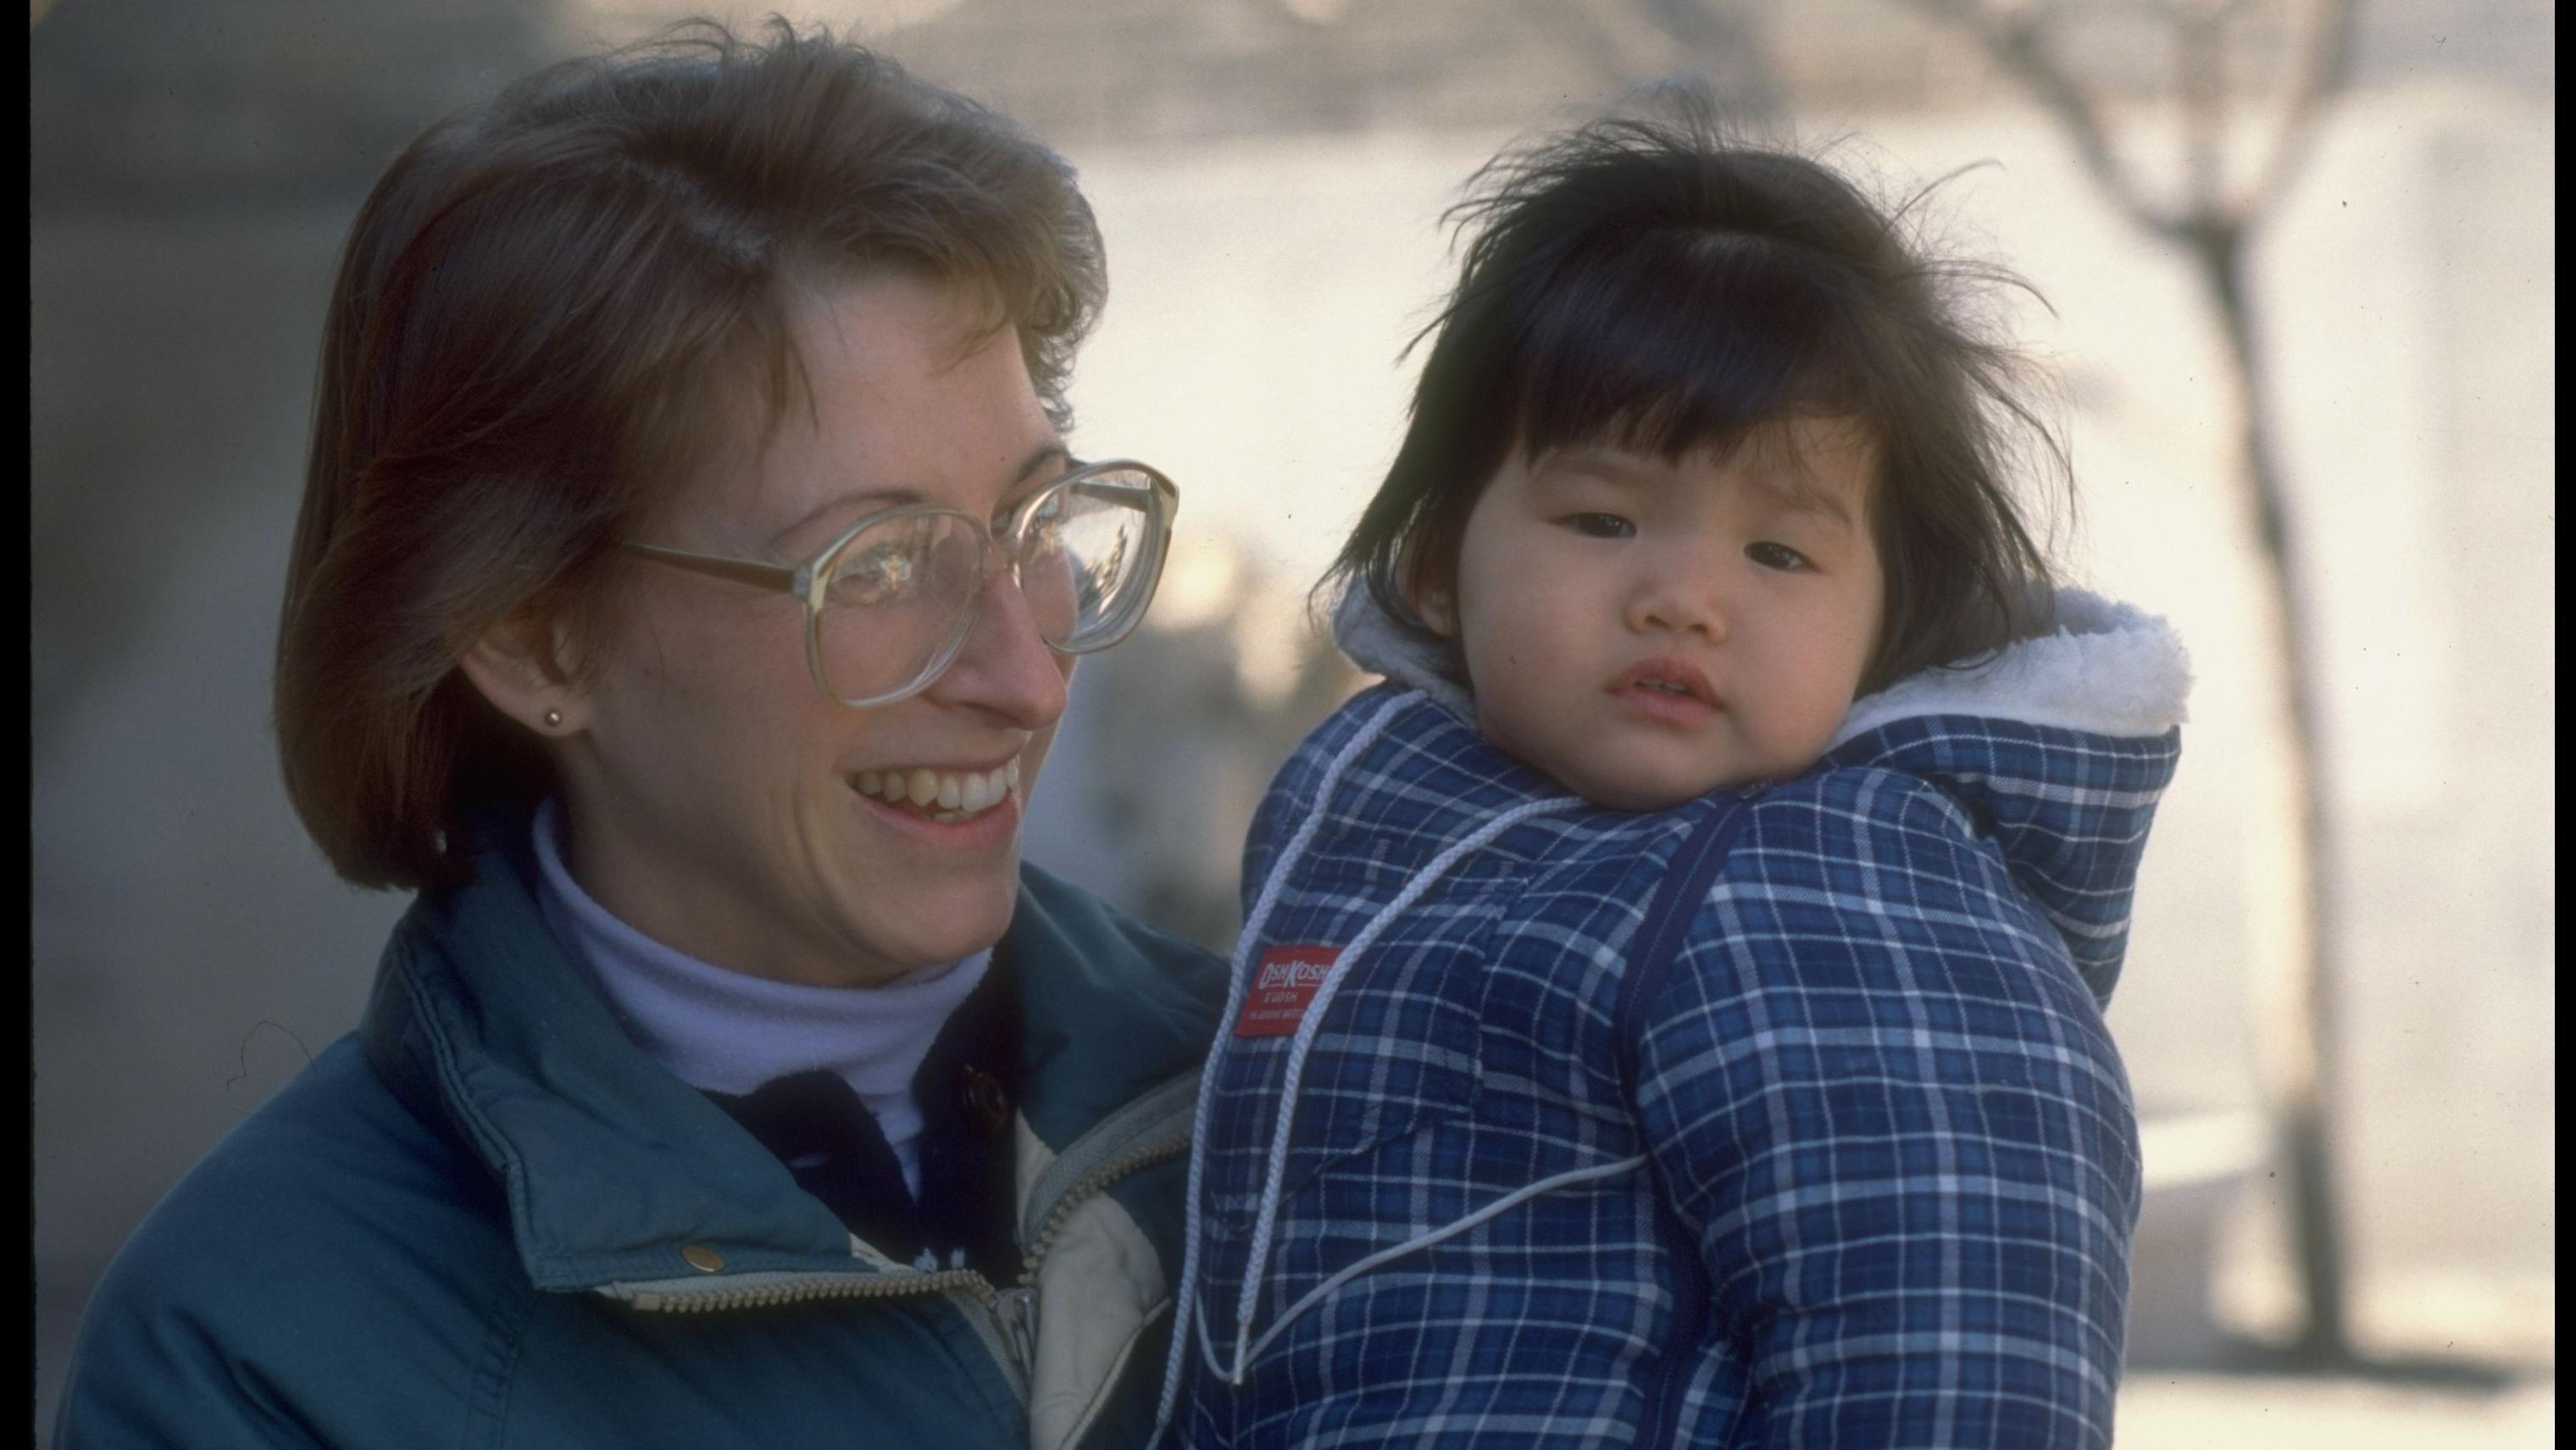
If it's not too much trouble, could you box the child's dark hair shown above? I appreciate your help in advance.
[1331,88,2066,696]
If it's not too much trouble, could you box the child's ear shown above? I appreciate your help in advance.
[1410,580,1458,638]
[458,609,588,738]
[1398,542,1458,637]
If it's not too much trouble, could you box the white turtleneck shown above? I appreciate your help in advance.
[530,800,989,1199]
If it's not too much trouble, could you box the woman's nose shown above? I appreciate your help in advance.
[929,558,1071,727]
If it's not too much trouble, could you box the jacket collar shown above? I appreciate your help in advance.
[359,816,1220,1292]
[1328,580,2189,1005]
[1002,861,1226,1157]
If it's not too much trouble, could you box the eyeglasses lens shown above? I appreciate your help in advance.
[808,466,1168,706]
[1019,467,1163,651]
[813,513,985,705]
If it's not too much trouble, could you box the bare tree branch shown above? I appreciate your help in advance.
[1902,0,2184,237]
[1618,0,1786,119]
[2236,0,2357,221]
[1249,0,1348,25]
[2174,0,2233,221]
[1544,0,1689,94]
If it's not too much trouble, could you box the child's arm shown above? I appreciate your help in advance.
[1632,769,2138,1449]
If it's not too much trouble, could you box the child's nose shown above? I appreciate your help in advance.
[1624,555,1729,642]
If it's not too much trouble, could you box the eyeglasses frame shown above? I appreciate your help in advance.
[619,457,1180,708]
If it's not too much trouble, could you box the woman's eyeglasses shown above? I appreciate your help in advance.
[622,458,1179,708]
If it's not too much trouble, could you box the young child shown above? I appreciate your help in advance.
[1157,101,2189,1448]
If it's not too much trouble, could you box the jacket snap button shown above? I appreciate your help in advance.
[961,1065,1010,1139]
[681,1244,724,1273]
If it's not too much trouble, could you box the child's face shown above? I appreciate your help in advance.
[1424,419,1884,811]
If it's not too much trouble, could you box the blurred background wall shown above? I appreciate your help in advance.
[31,0,2553,1442]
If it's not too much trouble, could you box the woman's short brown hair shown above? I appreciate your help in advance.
[275,19,1106,891]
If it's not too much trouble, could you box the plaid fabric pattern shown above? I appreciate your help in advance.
[1174,685,2178,1448]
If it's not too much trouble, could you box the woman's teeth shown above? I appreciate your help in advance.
[853,761,1020,821]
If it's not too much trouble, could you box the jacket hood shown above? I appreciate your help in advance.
[1330,581,2189,1002]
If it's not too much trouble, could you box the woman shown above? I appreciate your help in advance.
[55,22,1222,1450]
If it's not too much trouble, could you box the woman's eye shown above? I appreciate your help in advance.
[1007,489,1071,552]
[829,543,914,605]
[1746,541,1811,571]
[1566,513,1635,539]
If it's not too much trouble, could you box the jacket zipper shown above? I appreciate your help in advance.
[602,1265,998,1314]
[599,1078,1196,1394]
[1017,1122,1191,1285]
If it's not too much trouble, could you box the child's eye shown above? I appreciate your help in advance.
[1564,513,1635,539]
[1746,541,1812,571]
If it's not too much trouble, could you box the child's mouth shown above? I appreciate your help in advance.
[1612,683,1719,725]
[1606,658,1718,708]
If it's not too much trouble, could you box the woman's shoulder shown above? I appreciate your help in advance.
[56,1036,523,1446]
[90,1035,514,1281]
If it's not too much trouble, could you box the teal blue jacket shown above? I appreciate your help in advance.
[55,825,1225,1450]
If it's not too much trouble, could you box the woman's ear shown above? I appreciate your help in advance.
[458,611,586,737]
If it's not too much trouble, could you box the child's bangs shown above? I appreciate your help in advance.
[1504,231,1865,466]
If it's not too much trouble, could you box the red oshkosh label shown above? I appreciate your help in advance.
[1232,946,1341,1037]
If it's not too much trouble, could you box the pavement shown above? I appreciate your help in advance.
[2116,1371,2554,1447]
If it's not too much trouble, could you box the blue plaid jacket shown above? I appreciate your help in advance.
[1161,592,2186,1448]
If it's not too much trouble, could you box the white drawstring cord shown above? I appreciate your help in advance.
[1151,692,1414,1443]
[1226,1152,1647,1372]
[1216,794,1577,1385]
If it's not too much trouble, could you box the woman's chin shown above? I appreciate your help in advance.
[833,860,1023,978]
[886,900,1019,979]
[799,781,1034,979]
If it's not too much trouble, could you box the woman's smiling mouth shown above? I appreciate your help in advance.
[852,759,1021,822]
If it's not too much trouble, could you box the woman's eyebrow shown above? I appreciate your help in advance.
[1001,442,1074,501]
[772,442,1069,543]
[769,486,925,548]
